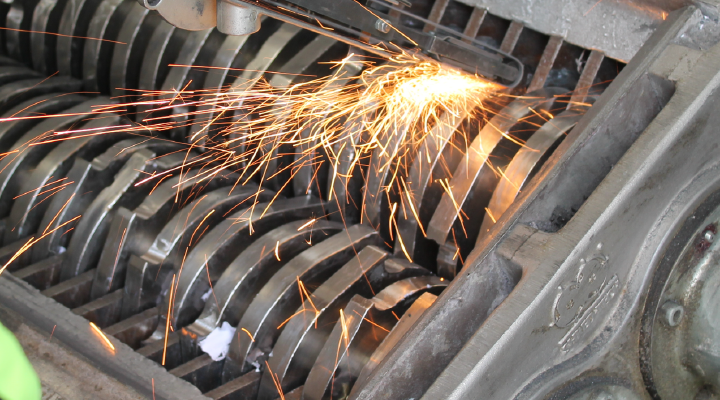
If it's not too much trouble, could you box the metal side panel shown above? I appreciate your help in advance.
[0,273,209,400]
[425,38,720,400]
[455,0,716,62]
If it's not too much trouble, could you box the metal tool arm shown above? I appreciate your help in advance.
[137,0,523,87]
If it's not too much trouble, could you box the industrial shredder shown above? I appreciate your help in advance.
[0,0,718,399]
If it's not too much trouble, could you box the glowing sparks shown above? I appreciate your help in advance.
[190,209,215,246]
[162,274,176,366]
[99,53,499,235]
[0,215,81,277]
[332,308,352,399]
[278,278,320,329]
[0,53,506,281]
[0,26,126,44]
[339,309,350,348]
[484,207,497,224]
[90,322,115,352]
[266,361,286,400]
[109,228,127,289]
[297,218,317,231]
[241,327,255,342]
[13,178,69,199]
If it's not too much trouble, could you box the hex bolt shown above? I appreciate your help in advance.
[661,300,684,327]
[704,230,715,243]
[375,19,391,34]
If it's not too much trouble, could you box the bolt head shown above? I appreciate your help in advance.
[375,19,391,34]
[704,231,715,243]
[661,300,684,327]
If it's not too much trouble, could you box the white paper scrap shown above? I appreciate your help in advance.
[198,321,236,361]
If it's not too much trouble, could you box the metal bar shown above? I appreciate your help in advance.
[108,3,153,97]
[423,0,450,32]
[91,168,236,299]
[59,151,186,281]
[31,138,178,263]
[11,254,64,290]
[303,295,380,400]
[462,7,487,43]
[41,269,95,308]
[0,93,85,159]
[72,289,124,328]
[205,372,260,400]
[170,355,223,393]
[295,55,363,198]
[226,0,523,87]
[372,276,447,311]
[120,185,273,320]
[136,331,182,368]
[527,35,563,93]
[105,306,159,349]
[570,50,605,107]
[0,98,108,232]
[395,100,480,264]
[0,76,82,116]
[83,0,131,92]
[499,21,524,54]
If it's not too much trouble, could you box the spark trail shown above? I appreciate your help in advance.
[105,52,501,244]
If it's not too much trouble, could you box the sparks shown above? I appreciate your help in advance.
[162,274,176,366]
[90,322,115,352]
[37,52,502,253]
[297,218,317,231]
